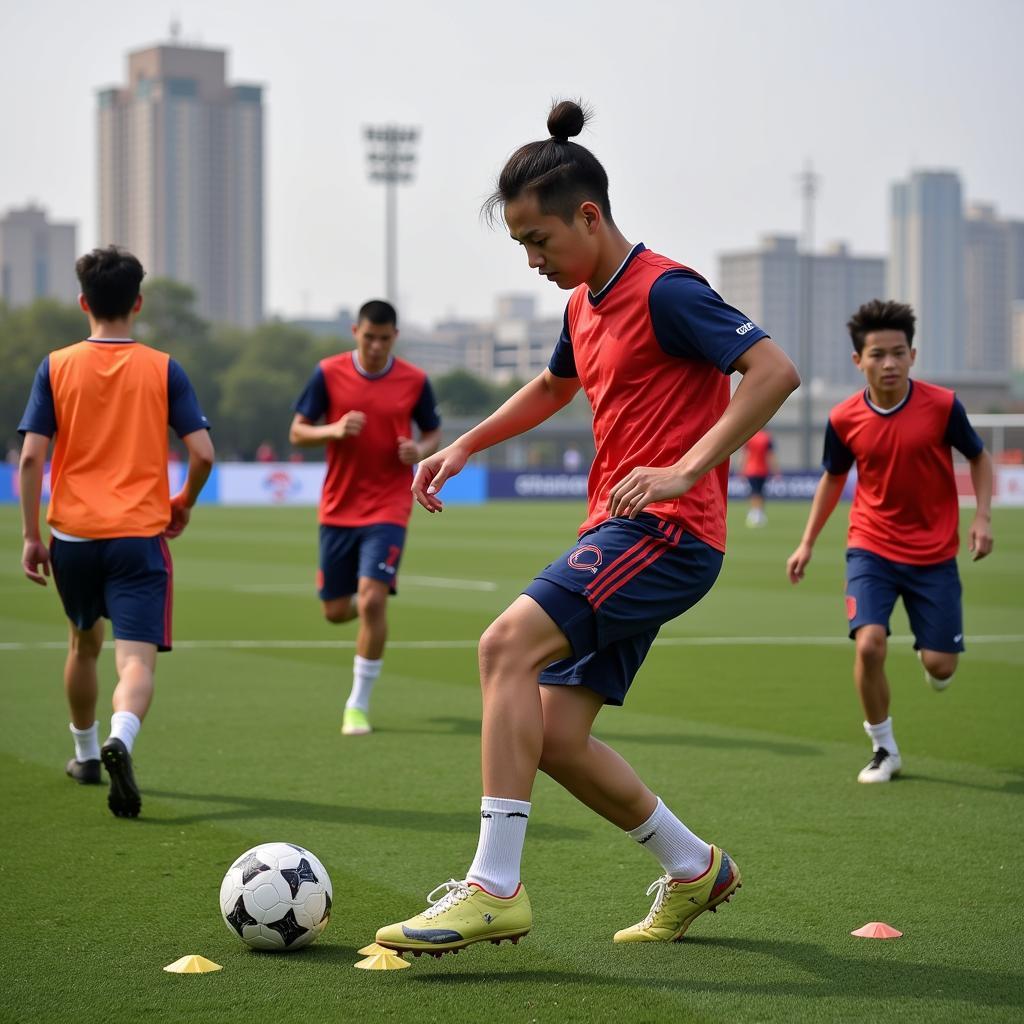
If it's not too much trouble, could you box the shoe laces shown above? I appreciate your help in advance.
[422,879,473,919]
[641,874,674,927]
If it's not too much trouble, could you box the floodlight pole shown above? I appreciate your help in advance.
[797,161,819,470]
[364,124,420,303]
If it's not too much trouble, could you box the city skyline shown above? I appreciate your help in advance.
[1,0,1021,328]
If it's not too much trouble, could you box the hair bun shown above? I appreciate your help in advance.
[547,99,588,142]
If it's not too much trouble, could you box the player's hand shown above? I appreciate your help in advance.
[412,443,469,513]
[22,539,50,586]
[396,436,420,466]
[786,542,813,583]
[330,411,366,440]
[607,465,693,520]
[165,492,191,540]
[969,515,993,561]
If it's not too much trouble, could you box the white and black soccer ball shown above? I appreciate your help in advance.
[220,842,332,951]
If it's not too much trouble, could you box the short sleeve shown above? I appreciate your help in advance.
[294,365,329,422]
[167,359,210,437]
[822,419,854,475]
[649,271,770,374]
[547,305,577,379]
[17,358,57,438]
[412,377,441,432]
[944,397,984,459]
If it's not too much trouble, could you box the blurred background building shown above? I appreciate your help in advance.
[0,205,77,307]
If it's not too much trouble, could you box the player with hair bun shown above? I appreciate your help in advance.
[376,100,800,954]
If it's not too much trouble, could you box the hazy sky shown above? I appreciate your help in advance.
[2,0,1021,327]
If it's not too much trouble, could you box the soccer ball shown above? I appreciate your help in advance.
[219,842,333,951]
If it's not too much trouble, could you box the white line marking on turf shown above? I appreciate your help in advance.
[2,635,1022,652]
[232,575,498,594]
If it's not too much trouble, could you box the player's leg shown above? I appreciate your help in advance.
[49,538,106,784]
[846,550,901,783]
[341,525,405,735]
[745,476,767,527]
[903,557,964,692]
[98,536,171,818]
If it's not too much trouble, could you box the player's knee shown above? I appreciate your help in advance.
[359,589,387,621]
[478,617,519,677]
[323,599,353,624]
[922,651,957,680]
[69,629,102,660]
[855,627,887,664]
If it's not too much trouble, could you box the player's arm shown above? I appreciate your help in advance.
[967,448,993,560]
[609,338,799,517]
[289,411,366,448]
[166,360,215,539]
[412,370,581,512]
[397,428,443,466]
[786,471,848,583]
[18,432,51,585]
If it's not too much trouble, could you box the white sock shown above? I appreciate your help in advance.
[466,796,531,897]
[628,797,713,880]
[864,717,898,755]
[108,711,142,754]
[70,722,100,762]
[346,656,382,712]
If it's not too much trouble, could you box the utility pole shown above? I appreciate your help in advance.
[363,125,420,302]
[797,161,819,469]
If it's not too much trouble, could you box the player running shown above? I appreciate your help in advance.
[374,101,800,955]
[289,300,441,736]
[741,429,778,527]
[786,299,994,783]
[18,246,214,818]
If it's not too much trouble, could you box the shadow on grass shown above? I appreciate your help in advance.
[903,771,1024,797]
[407,936,1023,1009]
[139,789,587,840]
[597,731,821,758]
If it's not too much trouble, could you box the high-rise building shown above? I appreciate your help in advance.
[97,42,264,327]
[717,236,885,392]
[888,170,965,375]
[0,205,77,307]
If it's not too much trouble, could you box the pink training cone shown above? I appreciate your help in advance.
[851,922,903,939]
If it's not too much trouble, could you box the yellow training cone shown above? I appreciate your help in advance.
[164,954,224,973]
[354,950,410,971]
[358,943,394,955]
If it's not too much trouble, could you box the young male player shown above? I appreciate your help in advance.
[374,101,800,954]
[786,299,993,783]
[741,429,778,527]
[289,300,441,736]
[18,246,214,818]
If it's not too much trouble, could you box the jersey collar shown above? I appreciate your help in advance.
[588,243,646,306]
[351,351,394,379]
[86,337,136,344]
[863,378,913,416]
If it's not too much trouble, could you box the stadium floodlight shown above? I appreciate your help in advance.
[363,125,420,303]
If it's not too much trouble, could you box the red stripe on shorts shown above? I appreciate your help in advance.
[159,536,174,648]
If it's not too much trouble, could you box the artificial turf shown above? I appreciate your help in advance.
[1,501,1022,1024]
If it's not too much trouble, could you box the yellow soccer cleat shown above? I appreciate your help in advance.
[341,708,372,736]
[375,880,532,957]
[614,847,741,943]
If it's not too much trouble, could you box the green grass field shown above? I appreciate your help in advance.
[1,501,1022,1024]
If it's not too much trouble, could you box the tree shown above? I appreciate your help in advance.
[434,368,500,415]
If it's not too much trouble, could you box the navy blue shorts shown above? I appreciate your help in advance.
[746,475,767,497]
[845,547,964,653]
[318,523,406,601]
[523,514,724,706]
[50,536,173,651]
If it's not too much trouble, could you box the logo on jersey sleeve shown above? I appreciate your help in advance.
[736,321,756,336]
[568,544,603,574]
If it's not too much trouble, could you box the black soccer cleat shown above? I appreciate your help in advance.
[100,738,142,818]
[66,758,102,785]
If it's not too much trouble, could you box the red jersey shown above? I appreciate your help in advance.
[743,431,773,477]
[294,352,440,528]
[824,379,984,565]
[550,244,769,552]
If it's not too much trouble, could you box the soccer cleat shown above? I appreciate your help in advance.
[613,847,741,943]
[65,758,102,785]
[375,879,532,956]
[857,746,902,784]
[342,707,372,736]
[100,738,141,818]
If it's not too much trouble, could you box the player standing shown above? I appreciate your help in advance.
[18,246,214,818]
[374,101,800,954]
[786,299,993,783]
[740,429,778,527]
[289,300,442,736]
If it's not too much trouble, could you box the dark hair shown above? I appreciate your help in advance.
[847,299,916,354]
[483,99,611,225]
[357,299,397,327]
[75,245,145,320]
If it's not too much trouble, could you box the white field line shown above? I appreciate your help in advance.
[1,634,1022,653]
[232,575,498,594]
